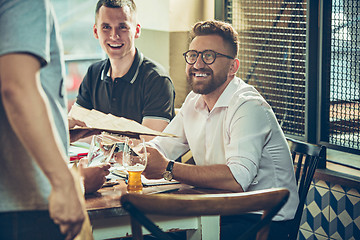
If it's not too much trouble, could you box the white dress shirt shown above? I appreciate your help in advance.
[150,77,299,221]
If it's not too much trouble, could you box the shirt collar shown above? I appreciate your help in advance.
[213,77,238,109]
[101,59,112,83]
[100,48,144,84]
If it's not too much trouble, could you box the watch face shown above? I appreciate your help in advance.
[162,171,173,181]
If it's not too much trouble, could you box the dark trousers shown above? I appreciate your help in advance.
[0,210,65,240]
[221,213,293,240]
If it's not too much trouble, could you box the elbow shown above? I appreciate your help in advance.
[225,180,245,193]
[233,182,245,192]
[1,84,19,103]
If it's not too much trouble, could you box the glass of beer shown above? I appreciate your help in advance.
[122,138,147,192]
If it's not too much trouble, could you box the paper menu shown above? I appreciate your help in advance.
[68,105,176,138]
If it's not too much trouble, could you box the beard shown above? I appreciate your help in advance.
[186,67,228,95]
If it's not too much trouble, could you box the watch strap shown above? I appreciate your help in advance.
[166,160,175,172]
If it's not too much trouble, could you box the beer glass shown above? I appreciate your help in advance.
[122,138,147,192]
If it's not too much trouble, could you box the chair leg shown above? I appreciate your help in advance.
[238,211,271,240]
[130,216,144,240]
[256,224,270,240]
[238,194,289,240]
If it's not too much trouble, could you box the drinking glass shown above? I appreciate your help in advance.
[122,138,147,192]
[87,133,124,167]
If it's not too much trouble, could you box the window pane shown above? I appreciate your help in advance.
[52,0,103,110]
[330,0,360,150]
[53,0,102,58]
[226,0,307,136]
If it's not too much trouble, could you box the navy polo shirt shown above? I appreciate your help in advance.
[76,49,175,124]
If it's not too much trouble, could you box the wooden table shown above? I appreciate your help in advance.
[86,179,224,240]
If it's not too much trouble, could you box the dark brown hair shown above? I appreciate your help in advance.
[190,20,239,57]
[95,0,137,22]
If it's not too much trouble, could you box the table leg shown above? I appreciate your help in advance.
[187,216,220,240]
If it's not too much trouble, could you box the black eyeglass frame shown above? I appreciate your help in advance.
[183,49,234,65]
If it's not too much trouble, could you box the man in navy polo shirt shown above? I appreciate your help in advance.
[71,0,175,141]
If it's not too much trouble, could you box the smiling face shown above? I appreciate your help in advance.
[93,6,140,62]
[186,34,234,95]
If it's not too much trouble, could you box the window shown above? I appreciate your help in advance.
[226,0,307,137]
[329,0,360,152]
[222,0,360,165]
[52,0,104,110]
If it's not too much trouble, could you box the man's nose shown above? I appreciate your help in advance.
[110,29,120,40]
[193,53,206,68]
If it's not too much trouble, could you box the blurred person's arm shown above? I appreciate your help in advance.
[141,118,169,141]
[0,53,85,240]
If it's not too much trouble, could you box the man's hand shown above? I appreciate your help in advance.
[48,176,86,240]
[68,118,87,129]
[143,146,168,179]
[144,146,244,192]
[70,129,101,143]
[78,159,111,194]
[68,117,101,142]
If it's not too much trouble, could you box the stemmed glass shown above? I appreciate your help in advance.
[122,137,147,193]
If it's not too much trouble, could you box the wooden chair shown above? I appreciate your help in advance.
[120,188,290,240]
[286,138,326,240]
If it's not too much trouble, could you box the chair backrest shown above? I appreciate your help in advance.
[286,138,326,240]
[121,188,289,240]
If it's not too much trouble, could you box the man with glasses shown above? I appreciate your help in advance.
[144,20,299,240]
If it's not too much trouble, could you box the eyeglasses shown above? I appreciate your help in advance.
[183,50,234,65]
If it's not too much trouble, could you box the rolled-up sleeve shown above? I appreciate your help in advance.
[225,99,272,191]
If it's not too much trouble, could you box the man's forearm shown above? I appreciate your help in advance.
[141,118,169,141]
[145,146,242,192]
[0,54,74,186]
[172,162,244,192]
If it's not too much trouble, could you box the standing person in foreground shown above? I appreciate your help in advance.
[144,20,299,240]
[70,0,175,141]
[0,0,86,239]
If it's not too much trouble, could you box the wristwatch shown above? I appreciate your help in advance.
[162,160,175,181]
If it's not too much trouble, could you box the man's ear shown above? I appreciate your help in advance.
[135,24,141,39]
[228,58,240,76]
[93,24,99,39]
